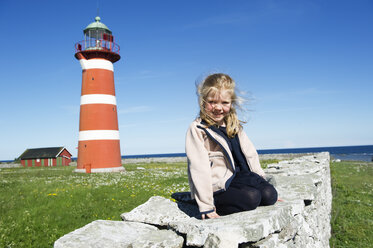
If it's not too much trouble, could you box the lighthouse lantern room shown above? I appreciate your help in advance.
[74,16,124,173]
[75,16,120,62]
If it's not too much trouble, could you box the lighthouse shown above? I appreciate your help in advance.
[74,16,124,173]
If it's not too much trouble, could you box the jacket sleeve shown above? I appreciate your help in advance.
[239,130,266,177]
[185,124,215,213]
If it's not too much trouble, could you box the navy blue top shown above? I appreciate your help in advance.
[209,126,250,173]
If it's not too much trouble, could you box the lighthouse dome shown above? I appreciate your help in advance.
[84,16,112,35]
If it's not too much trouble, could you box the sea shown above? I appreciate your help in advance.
[2,145,372,163]
[121,145,373,162]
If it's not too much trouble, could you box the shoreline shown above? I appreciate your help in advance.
[2,144,372,163]
[2,152,372,168]
[0,153,310,167]
[121,153,325,164]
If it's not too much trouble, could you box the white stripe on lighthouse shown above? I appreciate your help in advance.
[80,94,117,105]
[79,59,114,71]
[79,130,120,141]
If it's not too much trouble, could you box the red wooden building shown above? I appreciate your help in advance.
[19,147,72,167]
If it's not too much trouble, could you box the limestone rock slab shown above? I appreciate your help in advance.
[54,220,183,248]
[122,196,304,247]
[121,196,198,225]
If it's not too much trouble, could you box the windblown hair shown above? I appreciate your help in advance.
[197,73,243,138]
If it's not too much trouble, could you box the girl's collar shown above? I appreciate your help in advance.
[200,119,226,128]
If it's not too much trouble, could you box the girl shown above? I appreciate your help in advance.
[186,73,278,219]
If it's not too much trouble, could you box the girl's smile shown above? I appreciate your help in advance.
[204,89,232,126]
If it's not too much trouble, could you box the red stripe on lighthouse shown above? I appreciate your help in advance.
[79,104,119,130]
[81,68,116,95]
[76,140,122,173]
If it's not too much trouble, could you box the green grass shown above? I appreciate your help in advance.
[330,161,373,248]
[0,163,189,248]
[259,159,280,169]
[0,159,372,247]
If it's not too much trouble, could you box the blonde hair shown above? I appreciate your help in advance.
[197,73,243,138]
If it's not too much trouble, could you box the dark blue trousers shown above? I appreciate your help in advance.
[214,171,278,215]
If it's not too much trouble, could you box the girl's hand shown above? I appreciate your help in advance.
[202,211,220,220]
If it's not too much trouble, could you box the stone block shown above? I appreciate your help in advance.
[121,196,304,247]
[54,220,183,248]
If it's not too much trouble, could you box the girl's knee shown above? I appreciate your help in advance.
[260,185,278,206]
[242,188,261,210]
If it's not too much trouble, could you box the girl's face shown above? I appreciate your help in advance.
[204,89,232,126]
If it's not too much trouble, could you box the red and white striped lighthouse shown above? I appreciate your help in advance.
[74,16,124,173]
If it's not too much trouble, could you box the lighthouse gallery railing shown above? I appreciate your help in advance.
[75,39,120,54]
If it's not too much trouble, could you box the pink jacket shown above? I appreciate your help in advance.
[185,118,265,213]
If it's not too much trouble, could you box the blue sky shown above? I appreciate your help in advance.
[0,0,372,160]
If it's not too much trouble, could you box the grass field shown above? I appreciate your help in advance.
[329,160,373,248]
[0,159,372,247]
[0,162,191,247]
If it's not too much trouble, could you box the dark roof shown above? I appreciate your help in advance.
[19,147,71,160]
